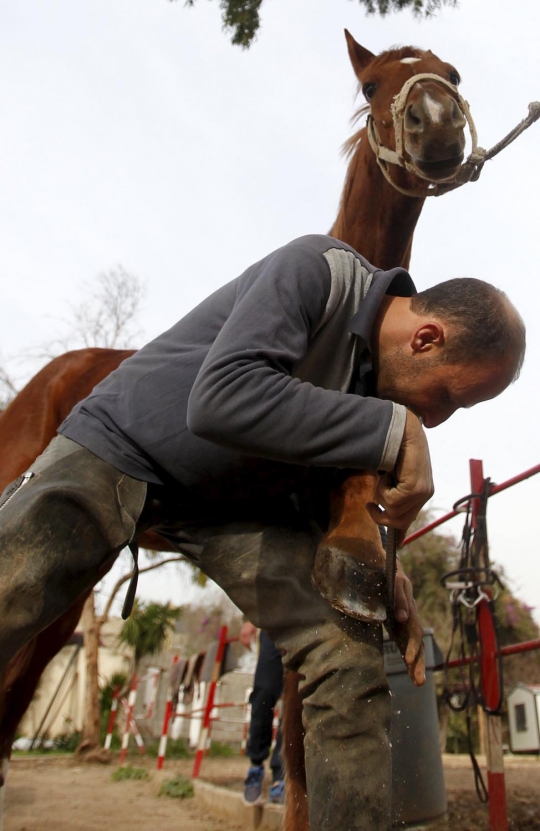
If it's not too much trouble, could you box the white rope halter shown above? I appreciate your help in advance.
[366,72,479,198]
[367,72,540,198]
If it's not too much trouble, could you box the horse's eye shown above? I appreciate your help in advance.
[363,83,377,100]
[449,72,460,86]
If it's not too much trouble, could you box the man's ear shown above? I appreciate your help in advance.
[410,322,445,354]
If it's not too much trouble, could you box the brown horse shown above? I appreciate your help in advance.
[0,33,468,829]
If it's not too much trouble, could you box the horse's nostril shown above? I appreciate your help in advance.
[405,102,423,131]
[451,99,466,129]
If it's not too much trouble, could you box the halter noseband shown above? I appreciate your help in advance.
[366,72,480,198]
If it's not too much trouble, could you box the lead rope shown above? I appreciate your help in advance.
[367,72,540,198]
[121,541,140,620]
[441,483,505,803]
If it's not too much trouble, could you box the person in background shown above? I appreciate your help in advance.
[239,621,285,805]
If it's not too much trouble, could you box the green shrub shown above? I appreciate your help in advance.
[158,776,194,799]
[111,765,149,782]
[53,732,82,753]
[146,738,191,759]
[207,741,235,758]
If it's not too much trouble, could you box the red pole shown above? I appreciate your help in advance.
[403,508,460,545]
[402,462,540,547]
[103,685,120,750]
[470,459,508,831]
[157,655,179,770]
[490,463,540,496]
[192,626,228,778]
[125,700,146,756]
[443,638,540,670]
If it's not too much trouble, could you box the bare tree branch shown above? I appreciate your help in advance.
[0,361,18,409]
[37,266,145,358]
[98,556,186,625]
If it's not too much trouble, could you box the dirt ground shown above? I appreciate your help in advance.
[4,753,540,830]
[4,756,243,831]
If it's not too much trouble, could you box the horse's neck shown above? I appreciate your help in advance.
[330,128,425,270]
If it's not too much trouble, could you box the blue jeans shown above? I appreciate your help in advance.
[246,630,284,781]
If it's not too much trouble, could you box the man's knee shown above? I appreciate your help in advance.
[0,438,146,666]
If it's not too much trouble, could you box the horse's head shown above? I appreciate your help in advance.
[345,31,468,192]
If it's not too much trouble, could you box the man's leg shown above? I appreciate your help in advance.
[178,520,392,831]
[268,723,285,804]
[244,630,284,805]
[246,630,284,767]
[0,436,147,667]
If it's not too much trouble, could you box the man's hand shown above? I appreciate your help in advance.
[368,409,434,541]
[238,621,258,649]
[392,561,425,686]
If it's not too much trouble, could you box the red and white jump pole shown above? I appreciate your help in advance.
[144,669,161,720]
[104,685,120,750]
[119,675,138,763]
[156,655,179,770]
[192,625,228,778]
[120,697,146,756]
[470,459,508,831]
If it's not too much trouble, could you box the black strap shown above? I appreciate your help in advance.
[121,541,140,620]
[384,525,397,637]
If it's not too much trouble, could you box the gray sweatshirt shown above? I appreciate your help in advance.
[59,235,415,509]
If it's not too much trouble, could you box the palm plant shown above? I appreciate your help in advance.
[118,600,182,676]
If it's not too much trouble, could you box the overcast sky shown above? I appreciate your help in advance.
[1,0,539,622]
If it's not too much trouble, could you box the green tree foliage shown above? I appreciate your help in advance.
[176,0,457,49]
[399,511,459,655]
[118,600,182,671]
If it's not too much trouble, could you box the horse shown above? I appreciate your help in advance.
[0,32,469,830]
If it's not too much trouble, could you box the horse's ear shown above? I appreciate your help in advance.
[344,30,375,79]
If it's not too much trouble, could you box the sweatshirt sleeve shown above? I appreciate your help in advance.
[187,240,404,471]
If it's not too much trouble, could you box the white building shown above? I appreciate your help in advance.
[507,683,540,754]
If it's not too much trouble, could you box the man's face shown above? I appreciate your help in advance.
[376,348,515,428]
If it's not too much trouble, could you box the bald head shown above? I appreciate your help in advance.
[410,278,526,381]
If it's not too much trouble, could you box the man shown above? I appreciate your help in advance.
[0,235,525,830]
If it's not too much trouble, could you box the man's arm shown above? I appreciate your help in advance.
[238,621,258,649]
[368,410,434,535]
[188,241,401,472]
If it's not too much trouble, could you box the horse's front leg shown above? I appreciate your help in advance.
[312,472,388,621]
[282,670,309,831]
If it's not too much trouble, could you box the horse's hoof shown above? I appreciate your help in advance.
[312,544,387,622]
